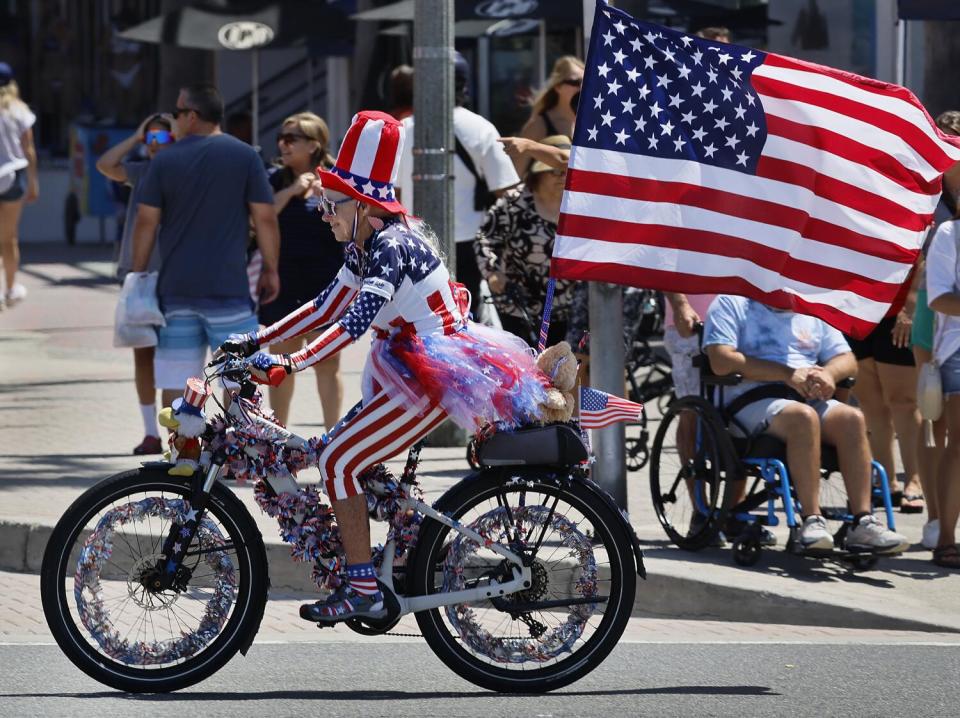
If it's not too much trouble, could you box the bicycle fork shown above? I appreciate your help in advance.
[151,462,223,592]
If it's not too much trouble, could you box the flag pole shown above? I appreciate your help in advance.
[583,0,627,510]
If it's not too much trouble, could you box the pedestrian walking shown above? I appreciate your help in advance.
[262,112,343,429]
[474,135,575,348]
[924,204,960,569]
[513,56,583,175]
[129,83,280,408]
[395,53,519,321]
[0,61,38,308]
[95,113,175,454]
[911,111,960,549]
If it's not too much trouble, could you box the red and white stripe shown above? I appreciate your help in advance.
[289,323,354,372]
[183,377,210,410]
[318,391,446,500]
[554,53,960,338]
[257,280,357,345]
[336,112,405,185]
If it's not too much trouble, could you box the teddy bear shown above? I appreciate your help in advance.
[158,377,211,476]
[536,341,578,424]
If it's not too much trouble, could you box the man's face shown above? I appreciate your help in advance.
[944,161,960,199]
[173,90,196,138]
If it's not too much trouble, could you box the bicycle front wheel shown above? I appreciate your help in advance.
[411,471,636,693]
[40,466,268,693]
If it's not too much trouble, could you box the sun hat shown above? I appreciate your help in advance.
[317,110,407,214]
[0,62,13,87]
[529,135,572,174]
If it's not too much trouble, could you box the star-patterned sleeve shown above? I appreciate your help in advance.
[255,262,362,345]
[358,231,406,300]
[287,290,388,371]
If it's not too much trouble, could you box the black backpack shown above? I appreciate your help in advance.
[454,136,497,211]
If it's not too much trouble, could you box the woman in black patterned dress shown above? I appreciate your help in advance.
[474,135,576,348]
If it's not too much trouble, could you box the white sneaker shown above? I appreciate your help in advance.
[847,514,910,554]
[4,283,26,307]
[800,515,834,550]
[922,519,940,550]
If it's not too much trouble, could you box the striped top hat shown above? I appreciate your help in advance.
[318,110,407,215]
[171,377,211,418]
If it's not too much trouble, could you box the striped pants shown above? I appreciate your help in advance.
[318,390,447,501]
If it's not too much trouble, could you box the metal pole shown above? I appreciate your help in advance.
[413,0,455,267]
[251,47,260,149]
[306,54,314,113]
[582,0,626,509]
[537,20,547,86]
[414,0,461,447]
[895,18,907,87]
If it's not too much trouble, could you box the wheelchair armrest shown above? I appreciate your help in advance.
[701,372,744,387]
[692,352,743,386]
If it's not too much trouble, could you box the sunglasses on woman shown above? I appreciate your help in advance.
[277,132,310,144]
[319,194,354,216]
[145,130,174,145]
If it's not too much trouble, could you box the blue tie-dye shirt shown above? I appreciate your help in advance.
[702,295,851,403]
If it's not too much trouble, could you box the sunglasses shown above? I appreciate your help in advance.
[560,78,582,87]
[171,106,197,118]
[319,194,355,217]
[277,132,310,144]
[145,129,174,145]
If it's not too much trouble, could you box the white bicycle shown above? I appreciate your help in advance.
[41,352,644,693]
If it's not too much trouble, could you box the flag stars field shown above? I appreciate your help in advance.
[552,1,960,339]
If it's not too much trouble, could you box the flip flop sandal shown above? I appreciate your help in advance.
[932,545,960,569]
[900,494,925,514]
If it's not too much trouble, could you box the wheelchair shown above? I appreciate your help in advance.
[649,344,898,570]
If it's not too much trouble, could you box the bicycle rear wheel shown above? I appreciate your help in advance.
[41,466,268,693]
[411,471,636,693]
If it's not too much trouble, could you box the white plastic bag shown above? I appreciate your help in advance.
[119,272,165,327]
[113,297,158,348]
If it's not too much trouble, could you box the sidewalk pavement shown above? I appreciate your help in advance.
[2,243,959,638]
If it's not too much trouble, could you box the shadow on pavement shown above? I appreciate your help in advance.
[3,684,778,701]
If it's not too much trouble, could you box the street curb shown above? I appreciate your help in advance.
[5,519,956,634]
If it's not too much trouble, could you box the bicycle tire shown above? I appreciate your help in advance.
[411,471,636,693]
[41,466,269,693]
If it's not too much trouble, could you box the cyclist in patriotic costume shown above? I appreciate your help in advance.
[220,110,550,621]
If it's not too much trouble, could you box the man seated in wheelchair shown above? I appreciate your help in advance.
[703,295,909,554]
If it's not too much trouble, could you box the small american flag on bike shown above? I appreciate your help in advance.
[552,1,960,338]
[579,387,643,429]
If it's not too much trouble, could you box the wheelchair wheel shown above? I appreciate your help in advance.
[650,397,734,550]
[624,412,650,472]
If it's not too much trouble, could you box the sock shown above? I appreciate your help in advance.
[345,562,380,597]
[140,404,158,438]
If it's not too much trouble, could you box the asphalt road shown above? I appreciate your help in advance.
[1,641,957,717]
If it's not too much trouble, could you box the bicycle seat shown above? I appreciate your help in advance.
[476,424,589,467]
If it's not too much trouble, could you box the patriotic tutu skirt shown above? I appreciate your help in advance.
[364,322,551,431]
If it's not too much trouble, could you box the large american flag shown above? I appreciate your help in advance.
[553,1,960,338]
[579,387,643,429]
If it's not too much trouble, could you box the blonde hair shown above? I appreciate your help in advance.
[0,80,26,113]
[529,56,585,117]
[275,111,336,189]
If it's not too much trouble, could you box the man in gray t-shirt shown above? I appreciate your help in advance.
[131,83,280,406]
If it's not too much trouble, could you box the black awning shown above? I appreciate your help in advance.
[898,0,960,20]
